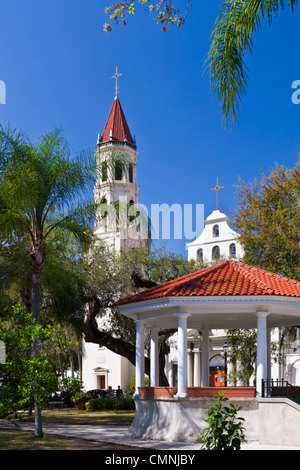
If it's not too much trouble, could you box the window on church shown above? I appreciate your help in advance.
[197,248,203,262]
[129,163,133,183]
[230,243,236,258]
[128,199,136,224]
[102,162,108,182]
[213,225,219,237]
[115,161,123,180]
[212,245,220,260]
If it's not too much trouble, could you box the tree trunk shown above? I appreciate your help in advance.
[58,354,64,379]
[69,331,74,376]
[78,350,82,382]
[84,298,175,386]
[29,239,46,439]
[159,350,168,386]
[31,269,41,325]
[34,403,43,438]
[31,268,43,438]
[70,354,74,377]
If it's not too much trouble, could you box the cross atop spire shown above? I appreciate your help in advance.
[112,66,122,98]
[211,178,224,210]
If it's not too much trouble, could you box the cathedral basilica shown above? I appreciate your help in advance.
[82,71,245,392]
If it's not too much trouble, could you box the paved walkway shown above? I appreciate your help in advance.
[1,420,300,450]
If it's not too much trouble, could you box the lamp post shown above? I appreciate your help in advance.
[223,342,229,387]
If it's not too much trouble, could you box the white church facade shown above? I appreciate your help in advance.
[186,176,244,264]
[186,208,244,263]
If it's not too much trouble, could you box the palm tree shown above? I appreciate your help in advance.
[0,126,96,437]
[207,0,299,126]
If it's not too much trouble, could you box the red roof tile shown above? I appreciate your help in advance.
[100,97,135,145]
[114,260,300,306]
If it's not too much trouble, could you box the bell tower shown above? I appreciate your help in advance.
[93,70,146,250]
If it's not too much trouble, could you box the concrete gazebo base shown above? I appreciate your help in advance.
[127,393,259,443]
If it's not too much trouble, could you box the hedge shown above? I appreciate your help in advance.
[85,395,135,411]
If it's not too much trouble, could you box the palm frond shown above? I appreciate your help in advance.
[0,125,98,251]
[207,0,299,126]
[45,200,96,250]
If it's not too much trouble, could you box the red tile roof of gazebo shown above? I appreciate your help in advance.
[114,260,300,307]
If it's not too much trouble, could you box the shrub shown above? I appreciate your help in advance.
[196,392,246,450]
[59,377,83,407]
[86,395,135,411]
[71,391,90,404]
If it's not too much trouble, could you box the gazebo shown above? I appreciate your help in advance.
[113,260,300,443]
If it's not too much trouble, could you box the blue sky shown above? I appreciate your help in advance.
[1,1,300,256]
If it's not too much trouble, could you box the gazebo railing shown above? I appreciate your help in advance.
[262,379,300,400]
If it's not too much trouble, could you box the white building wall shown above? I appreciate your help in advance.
[82,341,101,391]
[186,209,244,262]
[82,339,135,391]
[286,357,300,385]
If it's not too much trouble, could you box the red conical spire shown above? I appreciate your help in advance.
[100,97,135,146]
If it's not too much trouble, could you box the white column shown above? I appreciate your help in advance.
[236,360,243,386]
[267,328,271,381]
[256,312,269,397]
[134,319,145,396]
[271,328,281,380]
[188,346,194,386]
[175,314,189,397]
[201,329,209,387]
[279,327,285,380]
[194,343,201,386]
[227,360,234,386]
[150,326,159,387]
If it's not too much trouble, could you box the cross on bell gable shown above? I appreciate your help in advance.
[211,178,224,210]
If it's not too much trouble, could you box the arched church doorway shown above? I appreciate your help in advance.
[209,354,225,387]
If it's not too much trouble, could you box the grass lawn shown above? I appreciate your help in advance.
[0,429,138,450]
[0,408,138,450]
[18,408,135,425]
